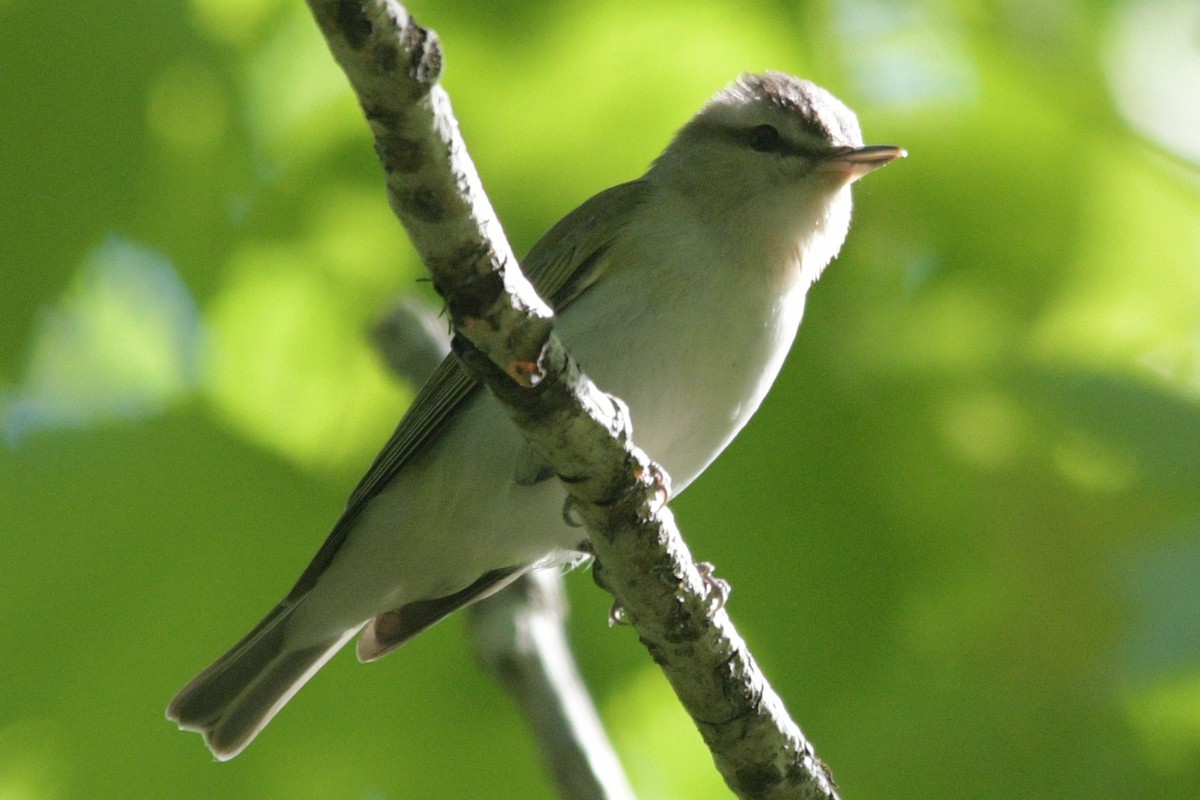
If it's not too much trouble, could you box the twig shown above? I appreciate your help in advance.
[469,571,637,800]
[305,2,841,797]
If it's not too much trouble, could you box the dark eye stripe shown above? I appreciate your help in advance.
[684,118,827,160]
[748,124,783,152]
[742,124,824,159]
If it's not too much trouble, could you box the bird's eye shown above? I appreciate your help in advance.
[748,124,783,153]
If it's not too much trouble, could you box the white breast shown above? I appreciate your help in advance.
[556,191,819,492]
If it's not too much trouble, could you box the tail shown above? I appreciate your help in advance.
[166,601,359,760]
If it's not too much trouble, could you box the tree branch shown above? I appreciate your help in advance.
[469,570,637,800]
[305,2,841,797]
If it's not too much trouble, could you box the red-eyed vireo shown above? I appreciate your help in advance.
[168,72,904,759]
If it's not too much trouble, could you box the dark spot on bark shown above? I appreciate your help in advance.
[451,335,490,370]
[374,41,399,73]
[397,187,445,223]
[444,268,505,320]
[400,16,443,85]
[375,132,425,174]
[420,36,443,83]
[785,758,837,789]
[662,602,704,644]
[335,0,372,50]
[363,104,400,128]
[736,762,781,795]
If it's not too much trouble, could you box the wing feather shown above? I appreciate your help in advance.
[285,180,651,600]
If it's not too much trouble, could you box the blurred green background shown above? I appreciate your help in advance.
[2,0,1199,797]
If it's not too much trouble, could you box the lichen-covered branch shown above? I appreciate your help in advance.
[304,2,841,797]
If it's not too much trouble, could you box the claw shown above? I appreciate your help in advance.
[642,461,672,512]
[695,561,731,617]
[608,599,630,627]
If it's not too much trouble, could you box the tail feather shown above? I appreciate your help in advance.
[166,602,358,760]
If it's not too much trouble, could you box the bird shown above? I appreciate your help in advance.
[167,71,904,760]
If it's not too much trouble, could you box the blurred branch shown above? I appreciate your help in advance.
[370,296,451,382]
[305,2,840,798]
[469,571,637,800]
[371,299,635,800]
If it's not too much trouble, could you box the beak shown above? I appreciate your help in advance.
[819,144,906,181]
